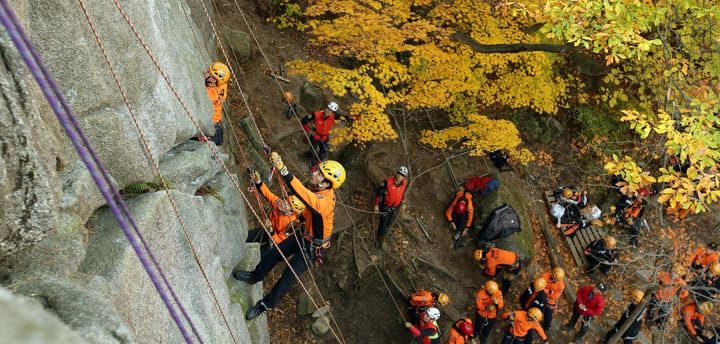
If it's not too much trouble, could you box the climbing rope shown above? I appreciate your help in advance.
[77,1,237,342]
[222,0,410,325]
[109,0,347,342]
[0,2,198,343]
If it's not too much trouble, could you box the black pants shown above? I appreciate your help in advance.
[376,206,398,239]
[587,255,612,275]
[542,306,554,331]
[309,137,329,165]
[474,314,496,344]
[210,122,223,146]
[646,296,671,327]
[604,326,635,344]
[246,228,278,258]
[250,232,324,308]
[567,306,593,339]
[452,212,469,235]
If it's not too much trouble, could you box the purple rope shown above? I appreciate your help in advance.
[0,3,196,343]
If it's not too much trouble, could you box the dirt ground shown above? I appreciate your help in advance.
[217,2,717,343]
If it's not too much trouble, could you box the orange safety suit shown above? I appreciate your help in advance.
[500,310,547,341]
[484,247,519,277]
[285,176,335,245]
[447,318,473,344]
[686,246,719,270]
[475,288,504,319]
[207,83,228,124]
[682,302,705,337]
[654,271,689,302]
[445,191,474,227]
[541,271,565,309]
[258,183,299,244]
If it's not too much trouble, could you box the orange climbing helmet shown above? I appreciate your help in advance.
[210,62,230,85]
[283,91,295,104]
[474,249,484,261]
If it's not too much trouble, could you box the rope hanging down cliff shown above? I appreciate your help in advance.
[0,2,199,343]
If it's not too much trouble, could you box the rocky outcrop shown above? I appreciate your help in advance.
[0,0,261,343]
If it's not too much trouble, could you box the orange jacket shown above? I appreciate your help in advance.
[484,247,519,277]
[445,191,474,227]
[258,183,299,244]
[447,318,473,344]
[207,83,228,123]
[285,175,335,243]
[686,246,719,269]
[409,290,436,308]
[475,288,504,319]
[682,302,705,336]
[501,311,547,340]
[541,271,565,307]
[654,271,689,302]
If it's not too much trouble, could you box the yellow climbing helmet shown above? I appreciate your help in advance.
[528,307,543,322]
[474,249,484,261]
[533,277,547,291]
[210,62,230,85]
[437,293,449,306]
[631,289,645,304]
[552,267,565,281]
[288,195,305,213]
[562,188,574,198]
[484,280,499,294]
[319,160,346,189]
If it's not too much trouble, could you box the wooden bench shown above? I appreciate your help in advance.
[544,191,606,268]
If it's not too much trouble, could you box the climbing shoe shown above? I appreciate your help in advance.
[246,300,268,320]
[232,270,258,284]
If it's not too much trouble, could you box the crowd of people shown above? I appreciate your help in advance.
[207,73,718,343]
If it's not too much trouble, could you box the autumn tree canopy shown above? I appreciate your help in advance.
[285,0,720,214]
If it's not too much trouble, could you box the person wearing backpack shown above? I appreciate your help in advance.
[374,166,409,245]
[407,290,449,327]
[446,185,474,242]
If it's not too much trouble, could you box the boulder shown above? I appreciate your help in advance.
[0,286,89,344]
[312,315,332,336]
[60,160,109,221]
[229,243,269,344]
[225,30,251,63]
[159,140,225,195]
[300,81,324,112]
[205,171,248,268]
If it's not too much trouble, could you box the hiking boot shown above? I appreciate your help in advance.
[232,270,258,284]
[246,300,268,320]
[454,232,461,240]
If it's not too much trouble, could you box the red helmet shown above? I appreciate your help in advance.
[459,320,473,336]
[454,200,467,215]
[638,188,649,197]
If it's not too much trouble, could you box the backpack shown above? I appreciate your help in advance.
[464,176,499,197]
[409,290,435,307]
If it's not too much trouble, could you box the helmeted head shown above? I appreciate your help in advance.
[698,302,713,315]
[210,62,230,85]
[283,91,295,104]
[426,307,441,320]
[437,293,449,306]
[484,280,499,294]
[458,320,473,336]
[605,236,617,248]
[474,250,484,262]
[528,307,543,322]
[631,289,645,304]
[454,200,467,215]
[398,166,409,177]
[672,264,687,277]
[327,101,339,112]
[709,262,720,275]
[552,267,565,281]
[318,160,346,189]
[597,282,606,293]
[289,195,305,214]
[562,188,574,198]
[638,188,649,197]
[533,277,547,291]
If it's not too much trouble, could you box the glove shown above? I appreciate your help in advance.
[270,152,288,176]
[250,170,261,184]
[404,322,412,328]
[374,205,379,213]
[263,218,272,230]
[492,298,499,305]
[486,304,495,310]
[449,222,456,231]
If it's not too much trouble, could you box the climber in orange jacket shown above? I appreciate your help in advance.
[686,243,719,272]
[301,101,353,166]
[540,267,565,331]
[204,62,229,146]
[475,248,521,295]
[681,301,712,341]
[647,264,689,328]
[446,186,474,242]
[474,280,504,344]
[233,152,345,320]
[407,290,449,327]
[447,318,474,344]
[500,308,548,344]
[245,169,304,252]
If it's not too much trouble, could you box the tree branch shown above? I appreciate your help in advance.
[450,32,577,54]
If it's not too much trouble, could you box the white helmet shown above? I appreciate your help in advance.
[327,101,339,112]
[398,166,409,177]
[426,307,440,320]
